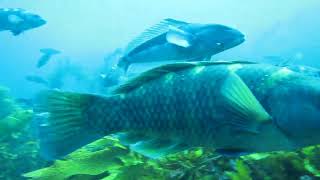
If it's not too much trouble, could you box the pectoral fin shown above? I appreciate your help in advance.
[11,29,22,36]
[166,26,196,48]
[115,132,189,158]
[131,139,189,159]
[8,14,23,24]
[221,72,272,133]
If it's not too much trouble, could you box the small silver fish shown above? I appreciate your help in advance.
[118,18,245,71]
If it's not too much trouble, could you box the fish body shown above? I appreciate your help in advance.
[118,18,245,71]
[37,48,61,68]
[35,61,320,159]
[0,8,46,36]
[262,56,320,77]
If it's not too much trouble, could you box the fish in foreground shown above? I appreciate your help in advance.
[117,18,245,72]
[37,48,61,68]
[0,8,46,36]
[35,61,320,159]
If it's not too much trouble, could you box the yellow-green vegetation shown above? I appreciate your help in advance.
[226,160,252,180]
[0,109,33,139]
[23,137,149,180]
[24,135,320,180]
[0,86,33,140]
[0,86,49,179]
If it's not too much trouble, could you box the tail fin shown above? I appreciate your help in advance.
[117,57,130,72]
[34,90,103,160]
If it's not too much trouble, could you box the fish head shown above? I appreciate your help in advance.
[271,76,320,147]
[196,24,245,53]
[24,13,46,28]
[17,12,46,32]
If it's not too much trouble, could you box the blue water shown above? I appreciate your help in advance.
[1,1,319,97]
[1,1,320,179]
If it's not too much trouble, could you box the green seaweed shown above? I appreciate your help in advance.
[24,141,320,180]
[0,86,49,179]
[23,136,147,179]
[0,109,33,140]
[302,146,320,177]
[226,160,252,180]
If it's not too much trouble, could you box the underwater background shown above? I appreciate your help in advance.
[1,0,320,179]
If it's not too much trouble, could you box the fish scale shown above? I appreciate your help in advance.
[107,67,225,142]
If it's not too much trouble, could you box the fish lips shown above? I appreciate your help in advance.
[36,19,47,27]
[232,30,245,45]
[234,36,245,46]
[215,37,244,53]
[223,33,245,50]
[29,16,47,28]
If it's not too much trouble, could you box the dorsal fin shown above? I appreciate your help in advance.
[124,18,189,54]
[113,61,256,94]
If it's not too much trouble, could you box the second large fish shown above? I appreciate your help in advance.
[117,18,245,71]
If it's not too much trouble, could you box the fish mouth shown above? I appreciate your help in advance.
[222,36,245,50]
[35,19,47,27]
[232,30,245,45]
[235,36,245,45]
[222,30,245,49]
[235,31,245,44]
[39,19,47,26]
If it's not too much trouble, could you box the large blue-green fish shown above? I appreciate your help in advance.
[117,18,245,72]
[35,61,320,159]
[0,8,46,36]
